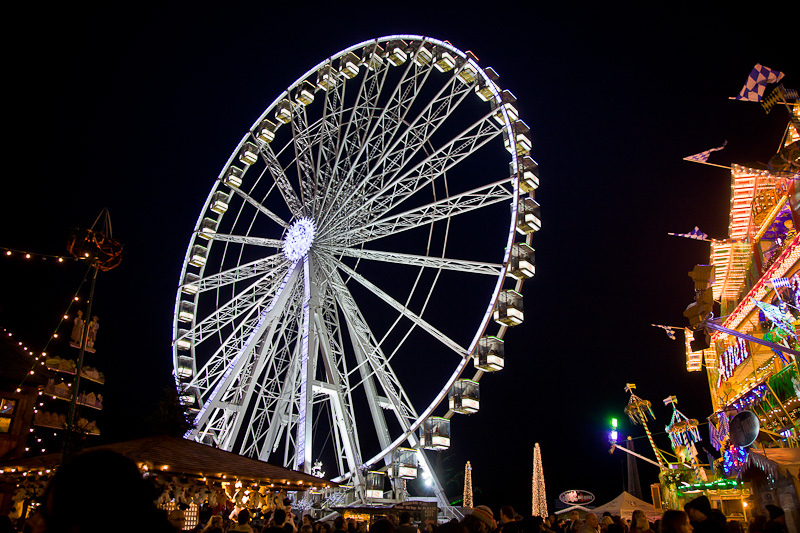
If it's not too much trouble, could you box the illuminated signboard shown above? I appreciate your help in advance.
[558,490,595,505]
[717,337,750,387]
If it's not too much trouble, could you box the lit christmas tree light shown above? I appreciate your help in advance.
[532,443,548,518]
[463,461,473,509]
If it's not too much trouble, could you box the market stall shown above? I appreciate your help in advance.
[0,435,337,527]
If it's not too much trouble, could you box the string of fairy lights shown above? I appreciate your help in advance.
[531,443,547,518]
[1,246,84,263]
[462,461,473,508]
[4,255,98,457]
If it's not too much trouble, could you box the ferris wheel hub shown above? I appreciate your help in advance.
[283,217,316,262]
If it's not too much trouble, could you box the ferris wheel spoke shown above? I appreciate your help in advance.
[239,343,296,458]
[343,178,513,247]
[323,246,504,276]
[335,260,468,358]
[237,293,303,457]
[248,300,305,462]
[307,260,365,476]
[350,109,504,229]
[185,287,288,404]
[322,263,418,448]
[187,265,302,442]
[179,263,289,350]
[288,105,317,214]
[203,233,284,249]
[259,143,304,217]
[230,186,289,229]
[324,67,472,228]
[185,253,285,292]
[339,58,390,174]
[318,60,430,227]
[319,60,390,224]
[312,73,347,218]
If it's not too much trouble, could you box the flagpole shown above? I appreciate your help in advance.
[682,160,732,170]
[667,235,711,242]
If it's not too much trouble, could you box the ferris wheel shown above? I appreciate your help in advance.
[172,35,539,510]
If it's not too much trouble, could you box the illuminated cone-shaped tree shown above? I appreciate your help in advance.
[532,443,548,517]
[463,461,473,509]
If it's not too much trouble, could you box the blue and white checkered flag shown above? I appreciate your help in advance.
[683,142,727,164]
[771,277,791,288]
[652,324,677,340]
[730,63,785,102]
[668,226,709,241]
[709,412,729,451]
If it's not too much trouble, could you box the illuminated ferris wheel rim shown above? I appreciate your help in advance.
[171,34,536,503]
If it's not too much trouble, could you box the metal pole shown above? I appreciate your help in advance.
[609,443,663,469]
[62,265,98,461]
[705,322,800,358]
[637,405,668,470]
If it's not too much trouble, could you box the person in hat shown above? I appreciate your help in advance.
[764,505,788,533]
[683,496,725,533]
[462,505,496,533]
[24,449,174,533]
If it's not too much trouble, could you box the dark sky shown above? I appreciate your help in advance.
[1,1,797,517]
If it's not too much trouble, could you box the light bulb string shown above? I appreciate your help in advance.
[1,246,79,262]
[14,264,94,392]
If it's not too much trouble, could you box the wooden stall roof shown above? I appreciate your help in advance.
[0,435,336,490]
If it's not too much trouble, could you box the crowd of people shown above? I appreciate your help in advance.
[6,451,792,533]
[172,497,789,533]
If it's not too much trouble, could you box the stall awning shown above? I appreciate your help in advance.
[746,447,800,480]
[0,435,336,490]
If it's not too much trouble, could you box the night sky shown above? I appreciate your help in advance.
[1,1,797,518]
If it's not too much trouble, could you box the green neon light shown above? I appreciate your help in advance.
[678,479,740,491]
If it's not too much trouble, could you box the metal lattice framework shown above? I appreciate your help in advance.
[172,35,537,511]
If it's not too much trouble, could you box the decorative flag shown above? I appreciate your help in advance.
[709,412,729,451]
[761,85,799,113]
[730,64,785,102]
[701,446,716,470]
[751,298,795,336]
[683,142,727,164]
[652,324,677,340]
[668,226,709,241]
[771,277,791,288]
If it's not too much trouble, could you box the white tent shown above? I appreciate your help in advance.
[590,491,660,521]
[555,504,593,516]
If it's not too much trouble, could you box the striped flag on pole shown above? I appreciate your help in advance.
[730,64,785,102]
[668,226,709,241]
[683,142,727,164]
